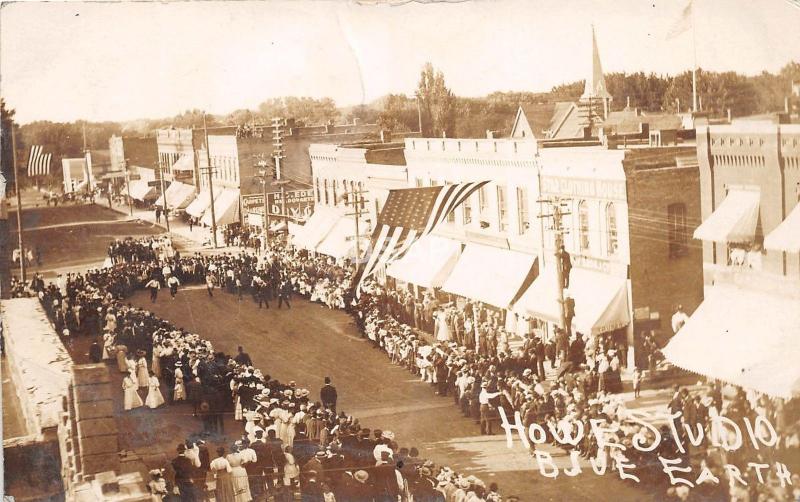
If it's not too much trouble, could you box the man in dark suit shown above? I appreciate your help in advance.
[277,278,292,309]
[234,346,252,366]
[172,444,198,501]
[320,377,338,413]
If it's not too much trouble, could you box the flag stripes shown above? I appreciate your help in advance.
[27,145,51,176]
[354,180,489,295]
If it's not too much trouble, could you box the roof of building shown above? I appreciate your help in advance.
[515,103,556,137]
[602,108,683,135]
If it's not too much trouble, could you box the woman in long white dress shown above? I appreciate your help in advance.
[174,366,186,401]
[145,371,165,409]
[210,447,235,502]
[101,333,115,360]
[126,355,139,386]
[226,447,253,502]
[435,310,452,342]
[123,372,143,411]
[136,355,150,388]
[151,345,162,378]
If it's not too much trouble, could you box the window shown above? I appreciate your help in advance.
[415,178,424,188]
[605,203,618,255]
[323,180,329,205]
[462,197,472,225]
[478,186,489,214]
[516,187,529,235]
[668,203,689,258]
[578,200,590,251]
[315,178,321,202]
[429,179,438,187]
[497,186,508,232]
[332,180,338,204]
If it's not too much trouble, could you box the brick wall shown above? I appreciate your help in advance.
[625,157,704,350]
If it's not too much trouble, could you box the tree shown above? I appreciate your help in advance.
[416,63,455,137]
[377,94,419,134]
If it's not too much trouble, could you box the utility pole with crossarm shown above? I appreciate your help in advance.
[537,197,572,337]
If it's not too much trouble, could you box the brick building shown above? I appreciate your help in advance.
[662,118,800,399]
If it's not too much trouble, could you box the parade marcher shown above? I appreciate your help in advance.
[172,444,198,502]
[206,273,216,298]
[145,370,166,409]
[278,278,292,309]
[320,377,337,413]
[167,275,181,299]
[123,371,143,411]
[136,351,150,388]
[146,278,160,303]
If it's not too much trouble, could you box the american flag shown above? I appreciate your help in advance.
[354,181,489,295]
[27,145,52,176]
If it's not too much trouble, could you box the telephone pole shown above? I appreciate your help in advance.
[341,184,369,266]
[272,117,289,234]
[538,197,571,336]
[203,113,218,248]
[157,160,170,233]
[11,128,26,282]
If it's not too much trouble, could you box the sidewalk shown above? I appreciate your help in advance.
[107,200,221,252]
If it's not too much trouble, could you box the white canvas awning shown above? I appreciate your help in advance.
[315,216,370,260]
[386,235,462,288]
[662,286,800,399]
[171,154,194,171]
[441,243,536,309]
[201,188,240,226]
[290,206,344,251]
[693,189,760,243]
[764,202,800,253]
[128,180,156,201]
[185,188,222,218]
[512,267,630,336]
[155,181,196,210]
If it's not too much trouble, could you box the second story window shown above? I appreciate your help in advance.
[462,197,472,225]
[606,202,618,255]
[323,180,329,205]
[497,185,508,232]
[579,200,590,251]
[516,187,529,235]
[668,203,688,258]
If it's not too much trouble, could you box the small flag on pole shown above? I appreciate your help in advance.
[27,145,52,176]
[354,181,489,295]
[666,0,692,40]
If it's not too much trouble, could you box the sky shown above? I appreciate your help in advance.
[1,0,799,124]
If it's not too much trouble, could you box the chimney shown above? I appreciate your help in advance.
[353,117,361,126]
[380,130,386,143]
[727,108,732,123]
[486,130,494,139]
[785,96,790,113]
[626,96,630,109]
[699,96,703,111]
[676,98,681,113]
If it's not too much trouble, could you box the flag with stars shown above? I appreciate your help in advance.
[354,181,489,295]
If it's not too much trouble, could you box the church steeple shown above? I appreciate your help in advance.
[581,25,611,119]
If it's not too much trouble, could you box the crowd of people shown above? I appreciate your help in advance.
[15,238,504,502]
[10,235,799,501]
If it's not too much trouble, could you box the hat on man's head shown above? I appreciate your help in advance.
[354,470,369,483]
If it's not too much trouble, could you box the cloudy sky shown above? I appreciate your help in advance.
[1,0,799,124]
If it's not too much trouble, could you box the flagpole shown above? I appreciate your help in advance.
[691,0,698,113]
[11,128,26,282]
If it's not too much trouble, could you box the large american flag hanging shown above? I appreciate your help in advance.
[354,181,489,295]
[27,145,52,176]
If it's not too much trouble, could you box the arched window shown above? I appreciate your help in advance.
[315,178,321,202]
[578,200,590,251]
[606,203,618,255]
[333,180,338,205]
[323,180,329,205]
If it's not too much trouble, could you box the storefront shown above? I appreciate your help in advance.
[201,188,240,226]
[290,205,344,252]
[185,188,222,219]
[315,215,371,261]
[386,235,462,290]
[154,181,196,211]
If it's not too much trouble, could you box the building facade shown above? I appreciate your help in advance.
[662,118,800,399]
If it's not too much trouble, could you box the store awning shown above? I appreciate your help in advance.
[441,244,537,309]
[154,181,196,210]
[247,212,263,228]
[693,189,760,243]
[764,203,800,253]
[201,188,240,226]
[290,206,344,251]
[662,286,800,399]
[315,216,370,260]
[512,267,630,336]
[386,235,462,288]
[128,180,156,201]
[270,221,287,232]
[171,155,194,171]
[185,188,221,218]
